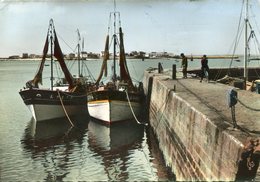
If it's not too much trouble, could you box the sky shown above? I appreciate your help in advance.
[0,0,260,57]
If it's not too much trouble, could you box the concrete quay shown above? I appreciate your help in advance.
[143,68,260,181]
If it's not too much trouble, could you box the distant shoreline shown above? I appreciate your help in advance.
[0,55,241,61]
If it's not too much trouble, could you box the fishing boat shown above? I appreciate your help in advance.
[87,8,144,124]
[187,0,260,91]
[53,28,96,92]
[19,19,87,122]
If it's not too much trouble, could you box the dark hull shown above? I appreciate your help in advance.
[19,88,87,121]
[187,67,260,81]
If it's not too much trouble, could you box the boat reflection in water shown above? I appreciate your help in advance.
[22,116,88,148]
[21,115,89,181]
[88,120,144,151]
[20,116,175,181]
[87,120,145,180]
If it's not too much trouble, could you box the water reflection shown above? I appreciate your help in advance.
[21,115,89,181]
[146,126,176,181]
[19,116,175,181]
[87,120,144,181]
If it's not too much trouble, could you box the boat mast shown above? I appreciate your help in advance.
[113,0,117,82]
[77,29,81,77]
[244,0,249,82]
[81,37,84,75]
[50,19,54,91]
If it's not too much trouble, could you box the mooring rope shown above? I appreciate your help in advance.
[153,88,174,130]
[57,90,74,127]
[125,90,148,126]
[124,90,155,178]
[236,97,260,111]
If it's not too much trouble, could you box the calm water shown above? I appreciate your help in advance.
[0,59,177,181]
[0,57,257,181]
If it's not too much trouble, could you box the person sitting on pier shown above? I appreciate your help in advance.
[180,53,188,78]
[200,55,210,82]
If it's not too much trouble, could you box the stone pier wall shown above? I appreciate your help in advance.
[142,71,254,181]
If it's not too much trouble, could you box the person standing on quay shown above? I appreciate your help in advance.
[180,53,188,78]
[200,54,210,82]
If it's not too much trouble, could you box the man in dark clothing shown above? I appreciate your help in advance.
[180,53,188,78]
[200,55,209,82]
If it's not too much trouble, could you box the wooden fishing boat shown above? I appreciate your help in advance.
[87,10,144,124]
[187,0,260,91]
[19,19,87,122]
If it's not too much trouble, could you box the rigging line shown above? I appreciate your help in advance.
[67,59,76,71]
[125,89,147,126]
[108,12,112,35]
[253,68,260,78]
[55,59,66,80]
[132,77,142,83]
[0,3,9,11]
[253,37,259,57]
[34,27,51,76]
[54,60,61,80]
[252,32,260,54]
[229,0,245,69]
[57,90,74,127]
[108,35,114,52]
[114,35,120,50]
[73,44,78,54]
[56,33,75,52]
[214,67,224,81]
[82,62,96,82]
[250,1,260,37]
[128,61,140,82]
[118,12,121,27]
[228,24,244,70]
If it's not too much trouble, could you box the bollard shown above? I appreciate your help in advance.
[227,88,238,128]
[227,88,237,107]
[158,62,163,73]
[172,64,176,79]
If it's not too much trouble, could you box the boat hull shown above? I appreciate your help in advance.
[187,67,260,81]
[87,90,143,124]
[19,88,87,122]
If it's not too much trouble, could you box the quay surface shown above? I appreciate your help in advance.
[143,68,260,181]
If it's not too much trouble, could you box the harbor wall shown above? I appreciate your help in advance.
[142,70,259,181]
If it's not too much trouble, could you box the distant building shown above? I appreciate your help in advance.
[148,51,170,58]
[129,51,138,57]
[29,54,36,59]
[22,53,29,59]
[35,54,42,58]
[67,53,76,60]
[81,51,88,59]
[8,55,20,59]
[168,53,175,58]
[87,52,100,59]
[149,52,157,58]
